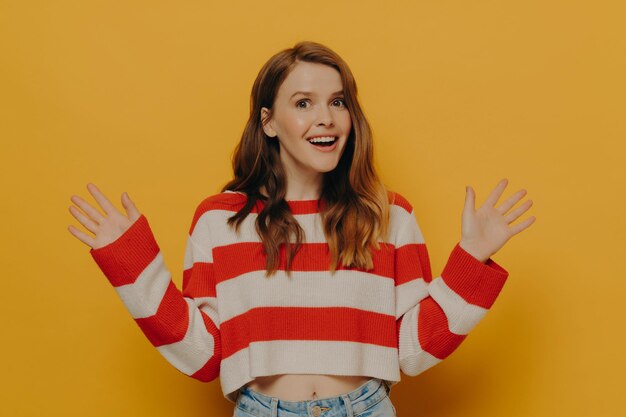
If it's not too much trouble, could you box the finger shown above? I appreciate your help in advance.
[484,178,509,208]
[68,224,96,248]
[121,192,141,222]
[504,199,533,224]
[87,183,119,216]
[509,215,536,236]
[463,185,476,217]
[70,194,105,223]
[69,205,99,234]
[498,188,527,214]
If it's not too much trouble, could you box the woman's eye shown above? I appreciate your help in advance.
[296,98,345,109]
[296,99,310,109]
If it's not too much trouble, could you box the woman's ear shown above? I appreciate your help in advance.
[261,107,276,137]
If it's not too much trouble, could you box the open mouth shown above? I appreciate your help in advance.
[306,136,338,147]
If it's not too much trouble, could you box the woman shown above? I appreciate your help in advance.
[68,41,535,417]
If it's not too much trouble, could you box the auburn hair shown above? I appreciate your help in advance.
[221,40,392,277]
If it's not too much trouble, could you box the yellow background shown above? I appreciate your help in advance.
[1,1,624,416]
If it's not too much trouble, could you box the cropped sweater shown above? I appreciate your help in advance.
[89,190,509,404]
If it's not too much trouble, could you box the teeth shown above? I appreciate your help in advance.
[308,136,336,143]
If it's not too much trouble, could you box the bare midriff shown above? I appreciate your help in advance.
[244,374,373,401]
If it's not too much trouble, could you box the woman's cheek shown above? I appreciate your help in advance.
[293,116,312,132]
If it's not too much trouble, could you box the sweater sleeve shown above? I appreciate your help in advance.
[89,210,222,382]
[394,205,508,376]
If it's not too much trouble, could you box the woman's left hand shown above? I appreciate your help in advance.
[459,178,536,263]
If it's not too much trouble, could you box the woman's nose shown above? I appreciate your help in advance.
[316,106,334,126]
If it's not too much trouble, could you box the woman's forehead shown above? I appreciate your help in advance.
[278,62,343,97]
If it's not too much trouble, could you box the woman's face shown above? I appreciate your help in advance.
[261,61,352,186]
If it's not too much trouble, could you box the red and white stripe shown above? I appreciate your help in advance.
[90,190,508,403]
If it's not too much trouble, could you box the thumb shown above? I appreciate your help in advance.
[121,192,141,222]
[463,185,476,216]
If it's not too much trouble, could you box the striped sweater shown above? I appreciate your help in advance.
[90,190,509,403]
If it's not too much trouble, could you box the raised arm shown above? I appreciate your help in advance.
[394,179,534,375]
[68,183,221,381]
[394,209,508,375]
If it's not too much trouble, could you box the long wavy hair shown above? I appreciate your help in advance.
[221,41,392,277]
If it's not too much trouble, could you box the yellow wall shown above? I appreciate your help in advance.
[1,1,623,416]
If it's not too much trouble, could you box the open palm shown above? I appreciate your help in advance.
[459,178,536,263]
[67,183,142,250]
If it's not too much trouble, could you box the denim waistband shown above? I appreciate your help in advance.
[236,377,391,417]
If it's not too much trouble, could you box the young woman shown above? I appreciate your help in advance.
[68,41,535,417]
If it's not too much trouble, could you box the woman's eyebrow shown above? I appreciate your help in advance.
[289,90,344,99]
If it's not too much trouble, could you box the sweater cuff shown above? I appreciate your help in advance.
[441,242,509,309]
[90,214,160,287]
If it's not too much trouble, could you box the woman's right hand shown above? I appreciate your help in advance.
[68,183,142,250]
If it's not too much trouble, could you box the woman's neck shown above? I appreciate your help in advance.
[260,179,323,201]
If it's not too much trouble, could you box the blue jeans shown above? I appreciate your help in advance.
[234,377,396,417]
